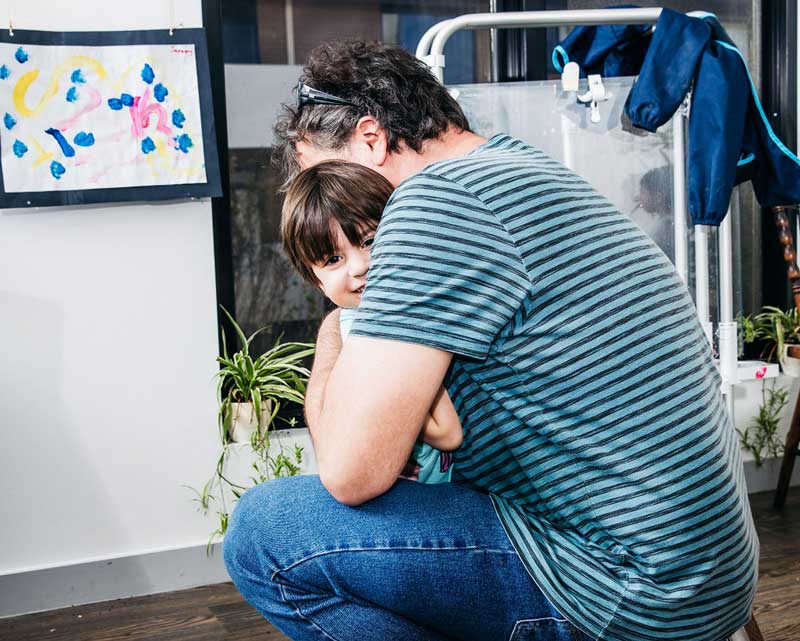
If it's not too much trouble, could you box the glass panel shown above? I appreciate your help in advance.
[454,78,681,262]
[560,0,760,315]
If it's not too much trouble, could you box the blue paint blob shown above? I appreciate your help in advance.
[14,47,28,63]
[120,93,134,107]
[141,63,154,84]
[66,86,78,103]
[107,97,123,110]
[12,139,27,158]
[141,136,156,154]
[4,112,16,130]
[153,83,168,102]
[73,131,95,147]
[0,65,9,79]
[175,133,193,153]
[45,127,76,158]
[171,108,185,129]
[70,68,86,84]
[50,160,66,180]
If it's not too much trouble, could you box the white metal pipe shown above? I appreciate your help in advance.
[719,206,734,323]
[416,20,451,60]
[718,205,737,393]
[694,225,712,345]
[428,9,664,81]
[671,107,688,284]
[489,0,500,83]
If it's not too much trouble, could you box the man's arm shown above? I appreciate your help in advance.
[305,312,453,506]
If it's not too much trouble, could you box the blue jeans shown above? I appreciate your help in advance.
[223,475,592,641]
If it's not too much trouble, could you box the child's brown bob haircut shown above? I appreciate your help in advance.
[281,160,394,287]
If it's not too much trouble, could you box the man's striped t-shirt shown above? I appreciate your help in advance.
[349,134,758,641]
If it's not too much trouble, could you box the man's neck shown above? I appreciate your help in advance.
[388,128,488,186]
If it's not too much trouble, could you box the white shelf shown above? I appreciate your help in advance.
[735,360,780,382]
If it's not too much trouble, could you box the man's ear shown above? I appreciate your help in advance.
[351,116,388,167]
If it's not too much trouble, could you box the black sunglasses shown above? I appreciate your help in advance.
[296,81,358,110]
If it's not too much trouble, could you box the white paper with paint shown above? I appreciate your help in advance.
[0,42,207,193]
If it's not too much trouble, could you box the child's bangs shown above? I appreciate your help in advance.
[294,207,340,266]
[333,206,380,249]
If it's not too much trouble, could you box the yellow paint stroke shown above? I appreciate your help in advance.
[112,64,135,94]
[13,56,108,118]
[154,138,168,162]
[172,167,204,178]
[145,152,159,178]
[29,138,53,167]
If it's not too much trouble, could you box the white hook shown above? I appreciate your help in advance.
[8,0,14,36]
[169,0,175,36]
[577,74,611,124]
[561,62,579,92]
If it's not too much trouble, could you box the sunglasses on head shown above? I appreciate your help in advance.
[296,81,358,110]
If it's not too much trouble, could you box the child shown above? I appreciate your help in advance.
[281,159,461,483]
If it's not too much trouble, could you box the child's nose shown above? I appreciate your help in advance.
[349,253,369,277]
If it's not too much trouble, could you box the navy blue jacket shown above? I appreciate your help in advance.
[556,8,800,225]
[552,6,651,78]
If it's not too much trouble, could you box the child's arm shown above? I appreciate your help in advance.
[419,387,463,452]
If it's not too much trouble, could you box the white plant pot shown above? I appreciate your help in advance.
[732,374,800,464]
[229,401,273,443]
[780,345,800,377]
[225,427,318,488]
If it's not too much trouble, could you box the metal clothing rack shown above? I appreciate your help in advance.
[416,7,738,416]
[416,12,763,640]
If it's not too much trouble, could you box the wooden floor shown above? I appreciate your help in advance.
[1,491,798,641]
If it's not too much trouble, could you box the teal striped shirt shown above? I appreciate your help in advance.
[349,134,758,641]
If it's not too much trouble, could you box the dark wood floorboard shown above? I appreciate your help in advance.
[1,490,798,641]
[749,490,800,641]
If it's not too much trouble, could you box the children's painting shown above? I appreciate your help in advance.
[0,29,220,207]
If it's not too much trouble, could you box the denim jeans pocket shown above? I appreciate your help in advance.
[509,616,585,641]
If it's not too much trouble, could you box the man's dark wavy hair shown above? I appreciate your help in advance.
[273,39,472,189]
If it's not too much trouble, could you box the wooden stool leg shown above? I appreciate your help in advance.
[775,408,800,508]
[744,614,765,641]
[772,206,800,509]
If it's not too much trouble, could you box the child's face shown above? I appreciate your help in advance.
[311,223,375,309]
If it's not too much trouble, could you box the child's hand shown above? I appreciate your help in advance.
[317,308,342,353]
[399,457,420,481]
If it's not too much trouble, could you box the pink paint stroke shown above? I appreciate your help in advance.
[89,151,147,184]
[54,85,102,131]
[128,88,172,140]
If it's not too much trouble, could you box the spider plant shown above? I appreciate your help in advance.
[742,306,800,363]
[191,307,314,550]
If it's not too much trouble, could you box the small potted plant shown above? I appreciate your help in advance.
[743,305,800,376]
[738,306,799,468]
[192,307,315,548]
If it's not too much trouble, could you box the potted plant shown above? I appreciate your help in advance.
[743,306,800,376]
[192,307,315,548]
[737,307,800,469]
[736,382,787,467]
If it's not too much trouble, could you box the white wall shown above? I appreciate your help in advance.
[0,0,221,580]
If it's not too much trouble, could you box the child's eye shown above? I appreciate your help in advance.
[324,255,342,266]
[362,236,375,250]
